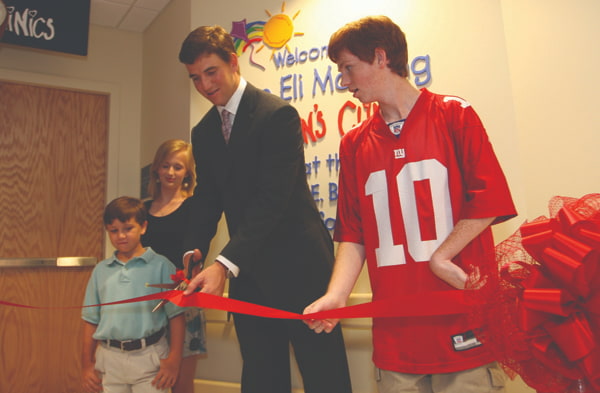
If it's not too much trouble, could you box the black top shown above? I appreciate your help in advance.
[142,198,192,270]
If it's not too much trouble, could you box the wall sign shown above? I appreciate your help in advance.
[0,0,90,56]
[229,5,433,231]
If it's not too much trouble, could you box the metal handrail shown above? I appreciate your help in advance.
[0,257,97,267]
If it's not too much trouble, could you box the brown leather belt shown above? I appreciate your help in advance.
[105,327,166,351]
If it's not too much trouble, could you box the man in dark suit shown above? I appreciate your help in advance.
[179,25,352,393]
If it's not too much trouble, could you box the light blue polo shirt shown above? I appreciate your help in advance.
[82,247,183,341]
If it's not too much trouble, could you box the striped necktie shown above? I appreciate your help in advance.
[221,109,232,143]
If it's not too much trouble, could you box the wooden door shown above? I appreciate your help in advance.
[0,81,107,259]
[0,81,109,393]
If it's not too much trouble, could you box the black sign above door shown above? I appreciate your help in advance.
[0,0,90,56]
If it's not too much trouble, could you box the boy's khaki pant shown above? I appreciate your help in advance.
[377,362,506,393]
[95,336,169,393]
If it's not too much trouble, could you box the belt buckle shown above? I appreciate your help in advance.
[120,339,135,351]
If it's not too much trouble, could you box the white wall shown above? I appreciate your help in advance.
[501,0,600,219]
[141,0,192,165]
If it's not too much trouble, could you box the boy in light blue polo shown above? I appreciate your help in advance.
[81,196,185,393]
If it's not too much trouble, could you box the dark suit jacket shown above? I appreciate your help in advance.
[185,83,334,312]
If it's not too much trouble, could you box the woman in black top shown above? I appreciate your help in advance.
[142,139,206,393]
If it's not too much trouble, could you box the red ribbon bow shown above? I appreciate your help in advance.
[499,194,600,393]
[170,270,189,286]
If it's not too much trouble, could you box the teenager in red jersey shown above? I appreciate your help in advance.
[304,15,517,393]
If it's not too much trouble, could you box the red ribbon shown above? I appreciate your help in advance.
[0,289,472,320]
[501,196,600,392]
[1,265,476,318]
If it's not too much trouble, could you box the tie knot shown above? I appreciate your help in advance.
[221,109,231,122]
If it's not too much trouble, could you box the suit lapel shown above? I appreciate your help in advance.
[228,84,257,146]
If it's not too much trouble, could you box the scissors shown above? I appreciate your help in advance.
[147,251,203,312]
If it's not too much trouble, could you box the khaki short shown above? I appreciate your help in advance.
[376,362,506,393]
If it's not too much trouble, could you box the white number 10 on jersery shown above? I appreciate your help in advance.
[365,159,454,268]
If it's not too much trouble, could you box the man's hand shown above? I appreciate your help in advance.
[152,356,181,390]
[428,217,495,289]
[81,364,102,393]
[302,294,346,334]
[183,249,203,277]
[183,261,227,296]
[428,255,468,289]
[81,322,101,393]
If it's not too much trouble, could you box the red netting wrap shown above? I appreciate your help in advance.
[493,193,600,393]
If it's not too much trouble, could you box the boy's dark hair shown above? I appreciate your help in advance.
[103,196,147,226]
[179,25,236,65]
[328,15,409,77]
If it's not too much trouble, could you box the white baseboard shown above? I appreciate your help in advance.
[194,379,304,393]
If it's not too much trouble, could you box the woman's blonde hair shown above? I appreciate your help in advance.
[147,139,196,199]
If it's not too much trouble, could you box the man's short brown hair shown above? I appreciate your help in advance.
[179,25,236,65]
[328,15,409,77]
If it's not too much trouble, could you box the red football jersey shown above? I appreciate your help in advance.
[334,89,517,373]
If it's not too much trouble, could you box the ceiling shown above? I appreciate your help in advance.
[90,0,171,33]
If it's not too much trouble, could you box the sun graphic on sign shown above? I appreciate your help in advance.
[260,3,303,54]
[230,2,303,70]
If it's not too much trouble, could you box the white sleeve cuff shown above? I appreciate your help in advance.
[216,255,239,278]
